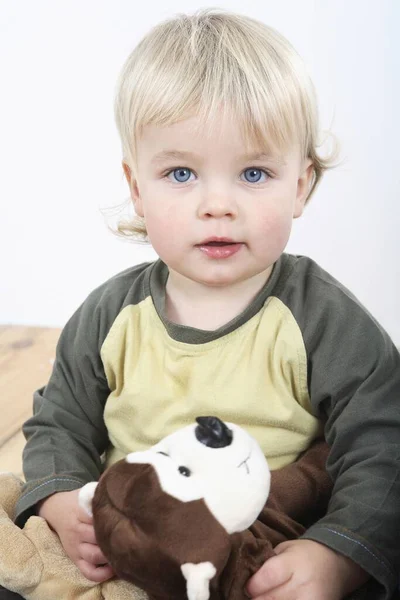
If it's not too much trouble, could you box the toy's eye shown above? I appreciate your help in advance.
[157,451,169,457]
[178,466,191,477]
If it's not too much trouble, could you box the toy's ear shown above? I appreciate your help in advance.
[78,482,98,518]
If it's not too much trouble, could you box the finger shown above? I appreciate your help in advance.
[79,542,110,567]
[246,555,292,598]
[77,559,114,583]
[274,541,292,555]
[77,522,97,545]
[250,580,295,600]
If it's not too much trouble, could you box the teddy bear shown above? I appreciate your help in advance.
[79,416,332,600]
[0,417,332,600]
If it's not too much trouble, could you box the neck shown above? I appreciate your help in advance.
[164,267,273,330]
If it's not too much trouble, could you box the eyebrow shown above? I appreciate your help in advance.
[150,150,286,165]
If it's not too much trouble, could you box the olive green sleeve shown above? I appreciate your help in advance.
[15,262,154,526]
[15,293,111,525]
[277,256,400,599]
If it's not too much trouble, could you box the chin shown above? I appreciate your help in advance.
[199,265,269,287]
[193,271,244,287]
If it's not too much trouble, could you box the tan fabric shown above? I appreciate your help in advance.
[0,472,148,600]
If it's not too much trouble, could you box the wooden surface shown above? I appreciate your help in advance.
[0,325,61,478]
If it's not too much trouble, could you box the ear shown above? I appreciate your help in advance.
[293,159,314,219]
[122,161,144,217]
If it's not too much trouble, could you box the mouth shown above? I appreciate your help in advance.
[196,237,243,259]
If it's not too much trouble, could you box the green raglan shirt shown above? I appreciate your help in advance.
[16,254,400,598]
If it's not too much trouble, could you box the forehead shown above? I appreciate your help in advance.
[150,149,288,168]
[136,113,296,164]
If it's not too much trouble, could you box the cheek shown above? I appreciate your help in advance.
[141,184,187,227]
[254,205,293,247]
[143,201,187,256]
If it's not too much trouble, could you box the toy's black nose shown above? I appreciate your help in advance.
[195,416,233,448]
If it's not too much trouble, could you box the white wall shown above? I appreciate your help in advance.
[1,0,399,343]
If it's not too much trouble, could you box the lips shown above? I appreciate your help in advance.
[196,237,243,259]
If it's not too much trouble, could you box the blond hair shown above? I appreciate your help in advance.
[112,8,338,240]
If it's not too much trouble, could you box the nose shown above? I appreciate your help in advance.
[195,416,233,448]
[197,189,238,220]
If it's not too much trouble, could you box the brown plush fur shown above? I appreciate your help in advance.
[93,462,231,600]
[92,439,333,600]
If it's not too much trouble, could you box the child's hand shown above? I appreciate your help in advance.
[246,539,369,600]
[37,488,114,583]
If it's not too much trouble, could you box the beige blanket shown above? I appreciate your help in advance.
[0,472,148,600]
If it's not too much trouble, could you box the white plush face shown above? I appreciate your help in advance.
[126,419,270,534]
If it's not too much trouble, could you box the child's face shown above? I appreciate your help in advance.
[124,113,313,289]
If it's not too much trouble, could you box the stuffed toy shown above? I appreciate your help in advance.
[79,416,332,600]
[0,472,147,600]
[0,417,332,600]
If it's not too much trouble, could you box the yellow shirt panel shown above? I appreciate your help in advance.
[101,295,322,470]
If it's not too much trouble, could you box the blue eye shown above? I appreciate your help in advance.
[242,168,267,184]
[165,167,269,184]
[167,168,194,183]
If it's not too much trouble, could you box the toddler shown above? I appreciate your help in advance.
[5,8,400,600]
